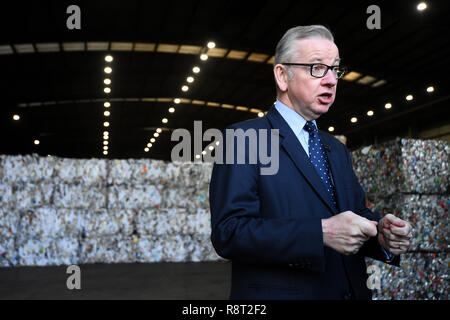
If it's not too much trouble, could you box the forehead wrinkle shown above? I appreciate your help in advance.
[293,39,339,63]
[302,50,339,64]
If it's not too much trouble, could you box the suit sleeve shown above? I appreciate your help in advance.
[342,145,400,266]
[209,128,325,271]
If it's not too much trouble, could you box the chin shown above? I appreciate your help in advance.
[313,104,331,115]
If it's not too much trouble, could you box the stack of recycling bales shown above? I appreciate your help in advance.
[0,154,219,267]
[351,138,449,299]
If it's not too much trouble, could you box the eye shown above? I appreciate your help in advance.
[312,64,326,72]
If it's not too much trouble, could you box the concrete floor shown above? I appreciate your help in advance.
[0,261,231,299]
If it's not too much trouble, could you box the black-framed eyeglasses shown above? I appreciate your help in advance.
[281,63,347,79]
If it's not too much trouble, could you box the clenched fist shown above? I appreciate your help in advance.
[378,214,412,255]
[322,211,378,255]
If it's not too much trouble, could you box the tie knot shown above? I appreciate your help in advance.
[304,121,317,134]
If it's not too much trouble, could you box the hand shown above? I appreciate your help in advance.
[378,214,412,255]
[322,211,378,255]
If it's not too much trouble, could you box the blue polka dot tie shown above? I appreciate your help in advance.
[303,121,337,211]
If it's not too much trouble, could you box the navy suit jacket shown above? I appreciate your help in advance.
[209,107,398,300]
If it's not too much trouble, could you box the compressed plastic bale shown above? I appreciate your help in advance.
[367,195,448,251]
[186,162,213,189]
[53,183,106,209]
[56,209,84,237]
[0,184,15,209]
[14,182,54,209]
[195,209,211,235]
[114,235,136,263]
[179,209,197,235]
[163,234,190,262]
[108,159,135,184]
[133,159,167,185]
[19,208,65,238]
[137,209,194,236]
[79,235,135,264]
[401,195,448,251]
[154,210,171,235]
[17,237,53,266]
[352,138,449,196]
[1,154,55,184]
[399,139,449,194]
[108,159,166,185]
[163,187,209,210]
[136,208,196,236]
[112,208,136,236]
[366,196,402,218]
[134,235,165,263]
[366,253,449,300]
[0,207,19,239]
[165,162,182,186]
[351,141,402,197]
[81,209,133,237]
[196,188,210,210]
[135,209,158,236]
[54,158,107,186]
[161,187,199,210]
[50,237,80,266]
[190,234,221,262]
[178,162,200,187]
[107,184,162,209]
[177,162,213,189]
[0,237,17,267]
[165,209,181,235]
[197,162,213,188]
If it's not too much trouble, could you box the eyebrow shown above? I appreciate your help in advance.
[308,57,341,65]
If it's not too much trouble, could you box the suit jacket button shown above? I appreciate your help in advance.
[343,292,353,300]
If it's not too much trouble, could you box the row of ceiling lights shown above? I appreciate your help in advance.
[143,41,216,154]
[8,0,431,151]
[102,55,114,156]
[327,85,435,132]
[8,81,437,150]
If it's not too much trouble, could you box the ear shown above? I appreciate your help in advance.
[274,64,288,92]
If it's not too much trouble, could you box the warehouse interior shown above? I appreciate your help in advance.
[0,0,448,300]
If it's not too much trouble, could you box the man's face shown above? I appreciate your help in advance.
[284,38,340,121]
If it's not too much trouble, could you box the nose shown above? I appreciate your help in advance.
[321,68,338,87]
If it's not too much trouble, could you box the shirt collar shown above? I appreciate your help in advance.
[274,100,317,133]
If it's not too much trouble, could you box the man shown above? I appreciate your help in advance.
[209,25,412,300]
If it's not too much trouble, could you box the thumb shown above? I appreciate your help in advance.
[359,219,378,237]
[384,214,405,227]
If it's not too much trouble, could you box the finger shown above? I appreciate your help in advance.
[390,240,410,248]
[384,214,406,227]
[359,219,378,237]
[356,235,369,242]
[391,224,412,237]
[399,245,409,252]
[382,228,404,241]
[389,249,403,255]
[390,227,411,238]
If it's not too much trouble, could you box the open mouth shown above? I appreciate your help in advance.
[317,93,333,104]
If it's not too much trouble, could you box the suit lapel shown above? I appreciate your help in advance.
[266,107,338,214]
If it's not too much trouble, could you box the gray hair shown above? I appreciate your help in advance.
[274,25,334,66]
